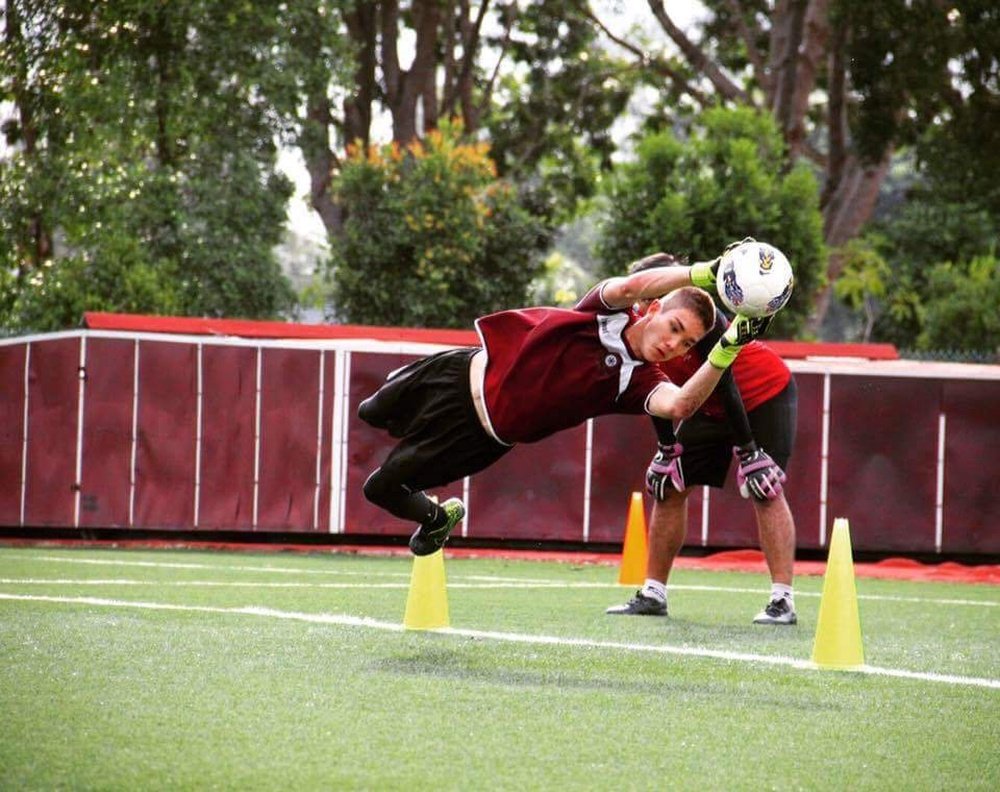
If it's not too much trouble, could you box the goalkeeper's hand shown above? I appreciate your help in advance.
[735,444,787,501]
[646,442,685,501]
[690,237,757,289]
[707,313,773,369]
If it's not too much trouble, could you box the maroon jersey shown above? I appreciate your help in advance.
[474,283,668,444]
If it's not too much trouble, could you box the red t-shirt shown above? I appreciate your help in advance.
[659,336,790,419]
[475,283,668,444]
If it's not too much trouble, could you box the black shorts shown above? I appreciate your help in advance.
[362,348,510,492]
[675,377,798,488]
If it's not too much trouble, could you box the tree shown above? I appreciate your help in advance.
[596,107,824,338]
[328,122,549,328]
[581,0,996,332]
[285,0,514,239]
[1,0,296,331]
[921,256,1000,354]
[484,0,639,223]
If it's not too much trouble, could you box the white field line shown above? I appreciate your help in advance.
[0,577,997,608]
[0,591,997,691]
[1,555,998,608]
[2,553,998,608]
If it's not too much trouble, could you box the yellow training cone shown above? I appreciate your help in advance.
[811,518,865,669]
[403,550,450,630]
[617,492,649,586]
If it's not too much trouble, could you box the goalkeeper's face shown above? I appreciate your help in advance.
[634,300,707,363]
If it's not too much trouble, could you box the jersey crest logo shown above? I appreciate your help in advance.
[604,353,620,369]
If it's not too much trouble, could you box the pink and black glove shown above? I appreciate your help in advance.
[646,442,685,501]
[735,445,786,501]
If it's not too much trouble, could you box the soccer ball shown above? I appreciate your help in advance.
[716,241,794,318]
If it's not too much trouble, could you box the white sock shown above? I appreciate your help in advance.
[771,583,794,605]
[641,579,667,603]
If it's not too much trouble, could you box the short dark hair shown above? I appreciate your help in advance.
[660,286,716,336]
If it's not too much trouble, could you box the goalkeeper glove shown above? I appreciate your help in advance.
[646,442,685,500]
[735,444,787,501]
[690,237,757,289]
[707,313,773,369]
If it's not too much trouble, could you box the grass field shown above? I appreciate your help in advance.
[1,545,998,791]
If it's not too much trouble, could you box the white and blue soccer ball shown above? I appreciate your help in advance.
[716,241,794,318]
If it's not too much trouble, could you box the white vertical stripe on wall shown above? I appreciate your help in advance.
[19,342,31,527]
[193,343,204,527]
[128,340,139,526]
[313,351,325,531]
[701,486,710,545]
[329,350,349,534]
[819,373,832,546]
[338,351,353,533]
[935,412,947,553]
[252,347,262,529]
[582,419,594,542]
[73,337,87,528]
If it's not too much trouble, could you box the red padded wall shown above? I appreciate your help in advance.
[782,372,825,548]
[256,348,322,531]
[588,414,653,543]
[941,380,1000,554]
[133,341,197,529]
[24,337,80,527]
[827,376,941,553]
[466,429,587,541]
[198,345,257,529]
[79,338,134,528]
[4,331,997,557]
[0,343,27,525]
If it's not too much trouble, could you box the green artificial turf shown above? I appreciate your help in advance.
[0,546,997,790]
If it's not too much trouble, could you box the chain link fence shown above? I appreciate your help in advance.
[900,347,999,365]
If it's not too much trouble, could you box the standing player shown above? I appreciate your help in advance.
[358,247,775,557]
[605,249,799,625]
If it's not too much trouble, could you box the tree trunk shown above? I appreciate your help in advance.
[384,0,442,142]
[343,2,378,150]
[809,150,893,334]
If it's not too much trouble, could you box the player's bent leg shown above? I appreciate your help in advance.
[362,468,465,557]
[751,494,798,625]
[606,488,689,617]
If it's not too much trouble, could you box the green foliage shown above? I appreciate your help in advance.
[833,238,892,341]
[847,194,999,350]
[0,0,299,332]
[485,0,639,224]
[596,108,825,337]
[920,256,1000,352]
[328,122,550,329]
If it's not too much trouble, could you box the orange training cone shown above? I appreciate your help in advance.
[403,550,450,630]
[811,518,865,669]
[617,492,648,586]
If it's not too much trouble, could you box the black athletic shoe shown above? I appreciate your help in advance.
[753,597,797,625]
[605,591,668,616]
[408,498,465,556]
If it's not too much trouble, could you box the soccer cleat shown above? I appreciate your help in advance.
[408,498,465,556]
[752,597,798,625]
[605,591,667,617]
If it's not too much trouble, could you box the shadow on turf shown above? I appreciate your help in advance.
[369,647,844,711]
